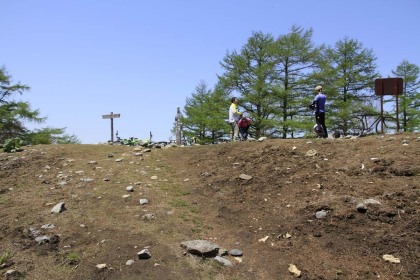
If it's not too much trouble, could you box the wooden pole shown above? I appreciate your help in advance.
[110,112,114,143]
[380,96,384,133]
[396,95,399,132]
[102,112,120,144]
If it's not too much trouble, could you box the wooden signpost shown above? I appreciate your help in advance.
[374,78,403,133]
[102,112,120,143]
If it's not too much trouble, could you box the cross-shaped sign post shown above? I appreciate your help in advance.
[102,112,120,143]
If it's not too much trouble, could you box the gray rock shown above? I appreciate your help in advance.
[181,240,219,257]
[356,203,368,213]
[229,249,243,256]
[35,235,50,244]
[126,186,134,192]
[239,174,252,180]
[41,224,55,229]
[363,198,381,205]
[315,210,328,219]
[51,202,66,213]
[5,269,23,279]
[126,259,134,265]
[80,178,94,182]
[139,199,149,205]
[137,249,151,259]
[142,213,156,220]
[214,256,233,267]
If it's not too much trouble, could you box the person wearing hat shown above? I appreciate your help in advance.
[310,85,328,138]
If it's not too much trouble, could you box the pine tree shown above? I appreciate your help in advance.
[392,60,420,132]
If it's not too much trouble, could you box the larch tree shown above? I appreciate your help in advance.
[0,65,80,144]
[181,81,230,143]
[273,25,323,138]
[314,38,380,134]
[391,60,420,132]
[0,66,44,142]
[218,31,279,138]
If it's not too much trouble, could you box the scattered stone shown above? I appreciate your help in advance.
[258,236,269,243]
[229,249,243,256]
[315,210,327,219]
[356,203,368,213]
[288,263,302,277]
[180,240,219,257]
[363,198,381,205]
[282,233,292,239]
[103,178,110,181]
[142,213,156,220]
[401,140,409,145]
[257,137,267,142]
[214,256,233,267]
[370,158,381,163]
[35,235,50,244]
[382,254,401,263]
[183,178,190,182]
[151,176,158,180]
[234,257,243,263]
[57,181,68,187]
[41,224,55,229]
[51,202,66,214]
[80,178,94,183]
[115,158,123,162]
[122,195,131,199]
[137,249,152,259]
[107,154,114,158]
[126,260,134,266]
[306,149,317,157]
[126,186,134,192]
[139,199,149,205]
[218,248,228,256]
[95,263,107,270]
[5,269,23,279]
[239,174,252,180]
[88,161,98,165]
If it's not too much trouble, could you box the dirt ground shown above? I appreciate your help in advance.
[0,133,419,280]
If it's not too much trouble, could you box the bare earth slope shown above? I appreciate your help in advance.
[0,133,419,280]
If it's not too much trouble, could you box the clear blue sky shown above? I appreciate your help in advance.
[2,0,419,143]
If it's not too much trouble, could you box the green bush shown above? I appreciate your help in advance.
[3,138,23,153]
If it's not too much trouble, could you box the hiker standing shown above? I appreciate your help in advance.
[229,97,242,142]
[310,85,328,138]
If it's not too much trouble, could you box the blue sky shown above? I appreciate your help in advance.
[2,0,419,143]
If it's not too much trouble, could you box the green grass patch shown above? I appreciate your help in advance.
[66,252,81,265]
[0,251,11,265]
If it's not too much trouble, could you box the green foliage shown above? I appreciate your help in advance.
[0,66,81,144]
[0,251,12,265]
[391,60,420,132]
[3,137,23,153]
[28,127,81,145]
[181,81,230,143]
[66,252,81,265]
[311,37,380,133]
[181,31,418,138]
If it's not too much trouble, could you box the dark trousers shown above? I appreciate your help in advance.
[239,126,249,140]
[315,112,328,138]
